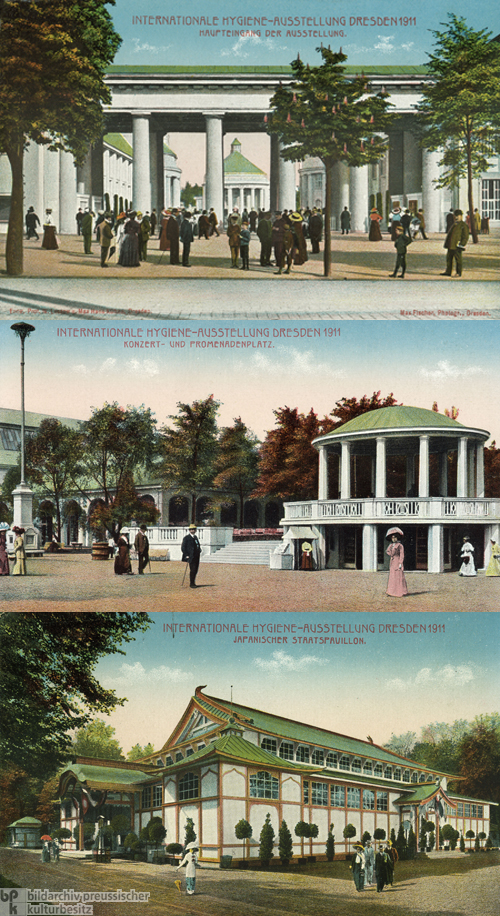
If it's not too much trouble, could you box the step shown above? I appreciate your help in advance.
[203,541,279,565]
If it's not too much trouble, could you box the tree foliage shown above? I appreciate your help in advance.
[212,418,260,523]
[25,419,82,540]
[184,817,197,847]
[160,395,220,523]
[267,46,393,275]
[127,743,156,761]
[259,812,275,865]
[0,0,121,275]
[484,441,500,498]
[278,819,293,863]
[415,15,500,244]
[72,719,123,760]
[0,612,151,775]
[457,720,500,803]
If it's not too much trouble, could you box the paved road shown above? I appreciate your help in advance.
[1,555,498,612]
[1,848,499,916]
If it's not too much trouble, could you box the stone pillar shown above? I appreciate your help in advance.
[150,131,164,216]
[91,138,104,211]
[362,524,378,571]
[23,142,44,217]
[331,160,349,230]
[457,437,468,498]
[419,436,430,498]
[132,114,151,212]
[172,176,181,208]
[340,441,351,500]
[476,442,485,498]
[278,142,296,211]
[59,149,77,233]
[77,148,92,198]
[428,524,444,573]
[204,112,224,220]
[349,165,369,231]
[44,149,60,223]
[439,451,449,497]
[270,134,280,213]
[422,148,442,233]
[403,129,421,199]
[375,437,386,498]
[318,446,328,501]
[467,447,475,499]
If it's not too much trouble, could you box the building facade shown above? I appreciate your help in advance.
[221,138,270,217]
[281,406,500,574]
[57,688,495,861]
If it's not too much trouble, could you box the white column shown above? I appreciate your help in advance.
[44,148,60,223]
[422,148,442,233]
[132,113,151,212]
[331,160,350,230]
[23,141,44,217]
[59,149,77,233]
[375,437,386,498]
[204,112,224,219]
[278,142,296,211]
[476,442,485,498]
[419,436,430,498]
[428,525,444,573]
[349,164,369,231]
[318,446,328,501]
[362,524,378,571]
[172,176,181,208]
[457,437,468,498]
[439,451,449,497]
[467,447,475,499]
[340,441,351,500]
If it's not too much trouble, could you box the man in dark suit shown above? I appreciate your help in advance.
[181,523,201,588]
[134,525,149,575]
[441,209,469,277]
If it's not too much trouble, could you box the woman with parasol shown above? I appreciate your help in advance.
[386,528,408,597]
[176,842,199,895]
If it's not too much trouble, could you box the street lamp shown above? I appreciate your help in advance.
[10,322,37,540]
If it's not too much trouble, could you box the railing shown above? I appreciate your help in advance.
[283,498,500,522]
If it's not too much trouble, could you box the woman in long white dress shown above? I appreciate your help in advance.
[176,847,198,895]
[459,536,476,576]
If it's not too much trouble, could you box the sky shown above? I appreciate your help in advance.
[107,0,500,182]
[93,611,500,753]
[2,319,499,442]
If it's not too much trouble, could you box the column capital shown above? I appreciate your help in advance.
[132,110,152,118]
[203,111,225,119]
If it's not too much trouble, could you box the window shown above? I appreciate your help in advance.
[141,787,151,808]
[326,752,338,768]
[471,805,477,817]
[186,748,194,757]
[331,785,345,807]
[384,767,392,779]
[296,746,310,764]
[179,772,199,801]
[347,787,360,808]
[175,752,183,762]
[482,178,500,220]
[311,749,324,766]
[464,804,470,817]
[393,768,401,781]
[374,763,383,777]
[165,756,173,766]
[402,770,410,783]
[279,741,294,761]
[197,744,205,751]
[303,781,309,804]
[156,758,163,767]
[153,784,162,807]
[261,737,278,755]
[363,790,375,810]
[363,761,372,775]
[457,803,463,816]
[351,758,361,773]
[250,771,279,800]
[419,773,427,782]
[411,772,418,783]
[339,755,350,771]
[0,427,20,450]
[311,782,328,806]
[377,792,388,811]
[478,806,483,817]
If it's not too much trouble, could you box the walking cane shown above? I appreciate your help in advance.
[181,561,188,587]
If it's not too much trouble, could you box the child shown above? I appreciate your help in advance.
[389,224,412,278]
[240,220,250,270]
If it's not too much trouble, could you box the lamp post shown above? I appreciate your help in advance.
[10,322,36,535]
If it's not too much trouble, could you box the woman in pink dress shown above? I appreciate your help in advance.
[386,533,408,597]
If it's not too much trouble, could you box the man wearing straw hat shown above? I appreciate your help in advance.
[181,524,201,588]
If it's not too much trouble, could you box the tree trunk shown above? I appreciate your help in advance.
[323,160,333,277]
[6,138,25,276]
[466,129,478,244]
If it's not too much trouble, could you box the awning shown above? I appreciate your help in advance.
[282,526,318,540]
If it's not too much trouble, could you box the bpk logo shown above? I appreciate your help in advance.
[0,889,27,916]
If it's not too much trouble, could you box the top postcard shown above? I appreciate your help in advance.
[0,0,499,283]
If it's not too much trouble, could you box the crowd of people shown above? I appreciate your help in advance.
[22,200,491,277]
[350,838,399,893]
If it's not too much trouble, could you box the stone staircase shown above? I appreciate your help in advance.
[203,541,280,566]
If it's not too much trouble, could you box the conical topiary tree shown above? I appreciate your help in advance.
[326,824,335,861]
[259,813,275,867]
[278,820,293,865]
[184,818,197,848]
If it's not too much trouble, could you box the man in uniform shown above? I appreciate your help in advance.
[181,523,201,588]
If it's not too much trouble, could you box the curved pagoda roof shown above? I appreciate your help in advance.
[313,406,489,447]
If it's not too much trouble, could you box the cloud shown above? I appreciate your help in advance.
[112,661,191,684]
[419,360,486,380]
[99,357,117,374]
[127,358,160,378]
[221,33,287,59]
[387,665,475,691]
[249,347,347,379]
[255,650,328,671]
[373,35,396,54]
[132,39,172,55]
[72,364,89,376]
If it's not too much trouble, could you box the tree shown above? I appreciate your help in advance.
[373,828,386,842]
[88,469,159,540]
[160,395,220,523]
[395,824,407,860]
[24,420,82,540]
[343,823,356,852]
[0,612,151,776]
[457,720,500,804]
[415,15,500,245]
[141,816,166,851]
[235,818,253,860]
[181,182,203,207]
[110,814,131,845]
[384,731,417,757]
[465,829,475,849]
[72,719,123,760]
[127,743,156,761]
[184,817,197,847]
[0,0,121,276]
[278,819,293,864]
[77,403,159,537]
[331,391,399,426]
[267,46,393,276]
[253,407,334,501]
[326,824,335,861]
[259,812,275,866]
[212,418,260,524]
[408,825,417,859]
[485,442,500,497]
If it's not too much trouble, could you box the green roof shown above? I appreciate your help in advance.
[196,694,437,772]
[163,144,177,158]
[224,150,266,177]
[167,731,315,773]
[393,784,442,806]
[7,817,42,827]
[60,763,150,790]
[106,65,429,77]
[103,133,133,157]
[331,406,468,435]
